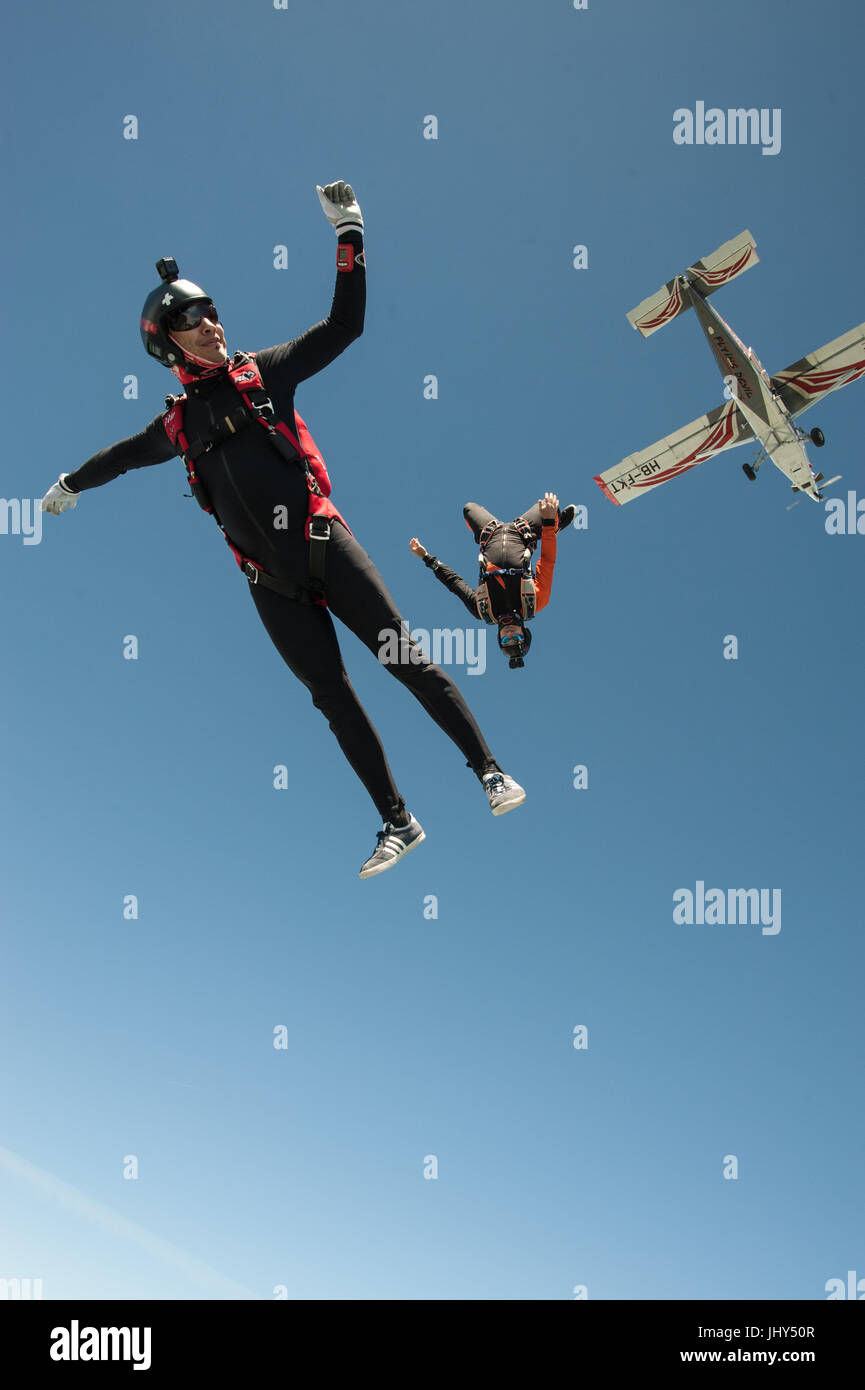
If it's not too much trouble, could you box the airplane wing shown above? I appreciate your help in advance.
[770,322,865,416]
[595,400,754,505]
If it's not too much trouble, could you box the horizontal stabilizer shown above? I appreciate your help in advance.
[627,229,759,339]
[687,228,759,295]
[626,275,691,339]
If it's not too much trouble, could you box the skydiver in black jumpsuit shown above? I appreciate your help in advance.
[40,182,526,876]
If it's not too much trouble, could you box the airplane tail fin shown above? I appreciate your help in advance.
[627,230,759,339]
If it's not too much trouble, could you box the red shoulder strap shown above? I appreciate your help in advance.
[226,355,262,392]
[229,354,334,500]
[163,394,188,450]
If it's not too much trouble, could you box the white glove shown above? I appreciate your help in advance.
[41,474,80,514]
[316,180,364,234]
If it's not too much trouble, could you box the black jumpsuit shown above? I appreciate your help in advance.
[64,229,500,823]
[422,501,548,619]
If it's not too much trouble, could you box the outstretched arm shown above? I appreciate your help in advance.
[42,413,178,510]
[256,181,366,390]
[410,538,481,620]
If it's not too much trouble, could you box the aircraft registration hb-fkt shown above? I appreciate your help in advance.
[595,230,865,506]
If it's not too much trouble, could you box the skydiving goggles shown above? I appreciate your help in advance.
[497,615,532,670]
[166,300,219,331]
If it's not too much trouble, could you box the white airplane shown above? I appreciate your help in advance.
[595,230,865,506]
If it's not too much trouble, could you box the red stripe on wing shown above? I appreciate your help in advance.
[632,404,737,488]
[774,357,865,397]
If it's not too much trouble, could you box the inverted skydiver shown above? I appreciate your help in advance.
[410,494,576,668]
[40,182,526,877]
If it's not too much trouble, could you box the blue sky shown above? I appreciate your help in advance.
[1,0,862,1300]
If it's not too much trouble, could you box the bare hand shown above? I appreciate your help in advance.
[538,491,559,520]
[409,537,428,559]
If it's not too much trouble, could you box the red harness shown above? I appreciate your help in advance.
[162,352,351,604]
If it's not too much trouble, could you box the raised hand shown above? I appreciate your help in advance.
[316,180,364,234]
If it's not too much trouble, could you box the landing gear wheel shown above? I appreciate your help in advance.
[742,462,757,481]
[810,427,825,447]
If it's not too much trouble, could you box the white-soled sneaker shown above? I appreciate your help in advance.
[358,815,425,878]
[483,772,526,816]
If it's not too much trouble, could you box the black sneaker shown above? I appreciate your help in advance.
[358,815,425,878]
[557,504,577,532]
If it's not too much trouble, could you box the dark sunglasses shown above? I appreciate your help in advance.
[167,301,219,332]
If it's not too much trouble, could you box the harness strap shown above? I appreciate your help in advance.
[183,405,250,460]
[224,540,321,605]
[163,354,348,603]
[474,514,538,621]
[520,574,536,622]
[512,515,537,549]
[476,575,537,623]
[478,515,536,553]
[476,580,494,624]
[225,356,334,595]
[307,515,331,592]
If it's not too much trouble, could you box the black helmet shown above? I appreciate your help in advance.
[139,257,212,371]
[497,615,532,669]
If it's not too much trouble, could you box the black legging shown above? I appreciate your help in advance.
[249,520,499,822]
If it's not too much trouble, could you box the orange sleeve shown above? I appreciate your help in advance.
[533,524,557,612]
